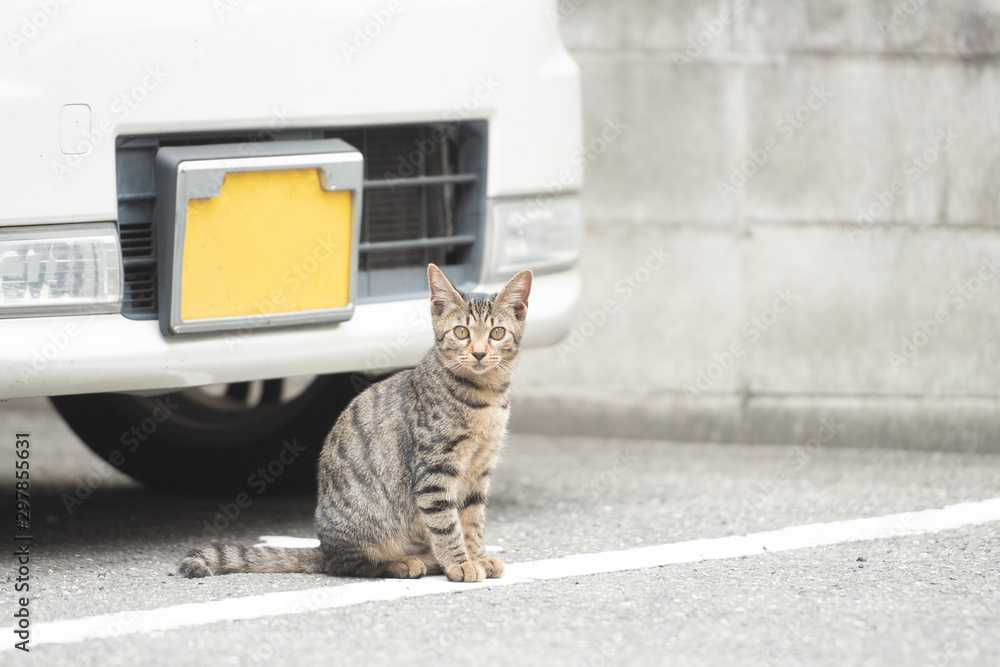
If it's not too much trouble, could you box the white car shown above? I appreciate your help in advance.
[1,0,583,492]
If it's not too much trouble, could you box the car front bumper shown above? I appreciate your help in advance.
[1,269,579,399]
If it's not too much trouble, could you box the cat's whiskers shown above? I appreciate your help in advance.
[496,362,518,381]
[442,356,471,374]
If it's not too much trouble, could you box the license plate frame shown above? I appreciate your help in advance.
[154,139,364,336]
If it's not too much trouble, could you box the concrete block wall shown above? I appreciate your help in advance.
[511,0,1000,452]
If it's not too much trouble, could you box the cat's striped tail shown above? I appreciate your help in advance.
[178,543,324,578]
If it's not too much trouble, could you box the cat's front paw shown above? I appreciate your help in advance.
[477,556,504,579]
[444,560,486,583]
[385,556,427,579]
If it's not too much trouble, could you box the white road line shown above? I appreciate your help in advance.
[6,498,1000,652]
[255,535,320,548]
[255,535,505,553]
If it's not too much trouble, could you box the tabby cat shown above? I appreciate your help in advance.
[178,263,531,583]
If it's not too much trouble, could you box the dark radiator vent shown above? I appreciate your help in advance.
[115,122,487,320]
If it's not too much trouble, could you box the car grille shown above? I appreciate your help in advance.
[115,122,487,320]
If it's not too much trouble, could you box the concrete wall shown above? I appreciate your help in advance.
[512,0,1000,452]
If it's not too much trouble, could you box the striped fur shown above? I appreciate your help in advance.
[178,544,324,577]
[178,264,531,583]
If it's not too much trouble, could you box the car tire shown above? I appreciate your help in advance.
[50,373,368,494]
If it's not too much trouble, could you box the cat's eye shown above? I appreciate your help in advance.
[490,327,506,340]
[453,326,470,339]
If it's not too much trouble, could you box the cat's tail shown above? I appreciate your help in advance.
[178,544,324,578]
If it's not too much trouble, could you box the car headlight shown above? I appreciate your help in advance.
[0,222,122,318]
[484,194,584,282]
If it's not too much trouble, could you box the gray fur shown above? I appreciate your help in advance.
[178,264,531,583]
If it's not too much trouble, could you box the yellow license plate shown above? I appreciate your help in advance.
[180,168,352,321]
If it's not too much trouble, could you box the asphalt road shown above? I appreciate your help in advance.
[1,397,999,666]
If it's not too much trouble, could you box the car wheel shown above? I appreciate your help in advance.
[50,373,367,494]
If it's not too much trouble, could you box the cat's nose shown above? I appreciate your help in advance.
[472,352,486,362]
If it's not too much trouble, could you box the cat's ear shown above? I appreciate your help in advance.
[496,269,532,322]
[427,264,464,317]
